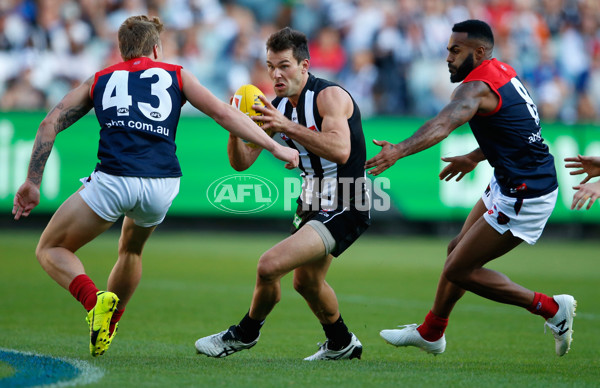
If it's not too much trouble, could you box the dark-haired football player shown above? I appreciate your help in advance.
[366,19,576,357]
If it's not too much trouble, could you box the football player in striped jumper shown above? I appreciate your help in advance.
[12,15,298,357]
[195,27,369,360]
[366,20,576,357]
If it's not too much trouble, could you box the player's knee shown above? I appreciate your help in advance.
[35,238,56,268]
[442,263,469,286]
[447,236,460,256]
[293,276,319,297]
[34,243,48,267]
[256,253,283,283]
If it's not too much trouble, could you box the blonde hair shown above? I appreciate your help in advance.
[118,15,164,61]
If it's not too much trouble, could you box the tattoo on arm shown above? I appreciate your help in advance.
[28,138,54,185]
[53,103,91,134]
[445,82,485,128]
[27,81,92,184]
[446,100,476,128]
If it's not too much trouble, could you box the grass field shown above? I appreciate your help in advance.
[0,228,599,387]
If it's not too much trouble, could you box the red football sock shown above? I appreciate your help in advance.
[527,292,558,320]
[417,310,449,342]
[109,308,125,336]
[68,274,99,311]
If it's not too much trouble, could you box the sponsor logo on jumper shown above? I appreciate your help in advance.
[510,183,527,194]
[528,130,542,143]
[105,119,170,136]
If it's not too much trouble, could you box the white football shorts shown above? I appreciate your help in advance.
[79,170,180,227]
[482,175,557,245]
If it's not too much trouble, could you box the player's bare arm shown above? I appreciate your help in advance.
[181,69,298,169]
[365,81,494,176]
[227,133,264,171]
[30,76,94,185]
[226,91,266,171]
[253,87,352,164]
[564,155,600,184]
[12,77,94,220]
[439,148,486,182]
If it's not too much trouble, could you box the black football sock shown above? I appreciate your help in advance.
[236,311,264,343]
[322,314,352,351]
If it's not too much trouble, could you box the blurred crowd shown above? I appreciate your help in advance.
[0,0,599,123]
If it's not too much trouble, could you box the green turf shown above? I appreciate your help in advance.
[1,229,598,387]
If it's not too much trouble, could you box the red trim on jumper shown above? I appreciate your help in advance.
[92,57,183,96]
[463,59,517,116]
[90,72,99,98]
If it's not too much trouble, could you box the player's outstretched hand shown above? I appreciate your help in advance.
[12,180,40,220]
[439,155,479,182]
[365,139,399,176]
[571,180,600,210]
[564,155,600,184]
[273,145,299,169]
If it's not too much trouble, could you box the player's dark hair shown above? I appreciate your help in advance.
[266,27,310,63]
[119,15,164,61]
[452,19,494,47]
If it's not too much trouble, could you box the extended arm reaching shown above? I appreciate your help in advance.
[365,81,491,176]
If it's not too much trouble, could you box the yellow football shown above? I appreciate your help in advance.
[231,84,272,148]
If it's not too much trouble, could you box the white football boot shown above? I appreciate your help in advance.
[544,294,577,356]
[380,324,446,355]
[304,333,363,361]
[195,325,259,358]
